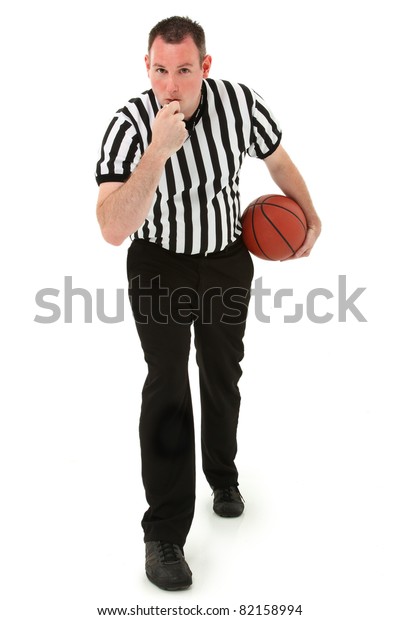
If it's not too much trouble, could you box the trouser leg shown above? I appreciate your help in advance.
[194,241,254,489]
[137,322,195,548]
[127,241,196,548]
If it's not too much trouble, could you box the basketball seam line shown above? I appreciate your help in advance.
[259,201,307,232]
[260,205,296,254]
[251,205,273,260]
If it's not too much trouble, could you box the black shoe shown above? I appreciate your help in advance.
[145,541,192,591]
[213,486,245,517]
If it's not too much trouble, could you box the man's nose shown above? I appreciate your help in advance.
[166,76,178,93]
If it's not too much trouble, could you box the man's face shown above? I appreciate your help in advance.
[145,35,212,120]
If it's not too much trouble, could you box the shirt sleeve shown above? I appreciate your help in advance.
[247,90,282,159]
[95,110,142,185]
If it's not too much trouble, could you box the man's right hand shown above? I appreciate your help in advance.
[151,101,188,159]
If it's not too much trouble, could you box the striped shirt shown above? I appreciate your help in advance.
[96,78,282,255]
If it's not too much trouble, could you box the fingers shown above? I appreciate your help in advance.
[293,227,320,259]
[294,247,311,259]
[282,239,314,260]
[157,102,185,123]
[160,100,181,115]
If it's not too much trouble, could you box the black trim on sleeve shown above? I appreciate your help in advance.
[95,173,130,186]
[258,131,282,159]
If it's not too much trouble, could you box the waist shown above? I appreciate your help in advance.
[131,236,245,259]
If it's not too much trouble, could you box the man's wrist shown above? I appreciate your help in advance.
[145,142,171,166]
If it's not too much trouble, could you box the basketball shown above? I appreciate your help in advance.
[241,194,307,260]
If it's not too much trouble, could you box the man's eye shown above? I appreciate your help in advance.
[180,68,190,74]
[156,68,166,74]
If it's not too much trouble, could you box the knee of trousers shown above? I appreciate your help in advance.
[142,352,191,398]
[139,389,194,461]
[139,359,194,456]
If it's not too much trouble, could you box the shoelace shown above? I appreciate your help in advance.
[214,486,244,502]
[158,541,180,563]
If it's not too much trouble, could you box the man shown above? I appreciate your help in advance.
[95,16,321,591]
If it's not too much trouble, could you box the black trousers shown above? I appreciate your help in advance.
[127,237,254,548]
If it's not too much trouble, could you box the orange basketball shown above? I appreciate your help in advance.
[241,194,307,260]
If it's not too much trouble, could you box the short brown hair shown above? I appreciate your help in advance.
[148,16,206,62]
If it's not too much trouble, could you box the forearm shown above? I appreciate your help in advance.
[265,147,321,232]
[96,144,169,246]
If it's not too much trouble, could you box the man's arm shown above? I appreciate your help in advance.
[96,101,187,246]
[264,144,321,258]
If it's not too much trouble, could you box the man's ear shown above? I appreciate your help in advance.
[202,55,212,78]
[145,54,150,73]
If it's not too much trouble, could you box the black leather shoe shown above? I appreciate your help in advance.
[145,541,192,591]
[213,486,245,517]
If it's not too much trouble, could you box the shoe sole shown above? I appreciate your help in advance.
[213,506,244,518]
[146,572,192,591]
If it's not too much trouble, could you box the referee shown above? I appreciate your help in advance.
[95,16,321,591]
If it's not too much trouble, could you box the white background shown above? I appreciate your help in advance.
[1,1,399,618]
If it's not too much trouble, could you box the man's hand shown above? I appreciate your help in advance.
[151,101,188,159]
[286,222,321,260]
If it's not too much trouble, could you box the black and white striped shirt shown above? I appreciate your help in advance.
[96,78,282,255]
